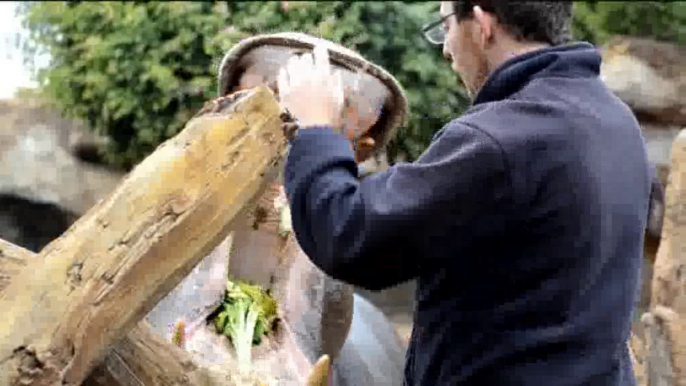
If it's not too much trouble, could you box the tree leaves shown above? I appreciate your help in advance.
[572,1,686,45]
[18,1,469,167]
[18,1,683,167]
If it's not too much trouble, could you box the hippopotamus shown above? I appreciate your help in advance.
[144,182,406,385]
[145,32,410,385]
[333,293,406,385]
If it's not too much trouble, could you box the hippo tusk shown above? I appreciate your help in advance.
[305,355,331,386]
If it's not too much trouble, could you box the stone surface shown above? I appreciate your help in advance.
[643,124,685,176]
[0,98,123,215]
[0,98,124,254]
[600,36,685,127]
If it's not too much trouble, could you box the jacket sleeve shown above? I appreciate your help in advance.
[284,122,512,291]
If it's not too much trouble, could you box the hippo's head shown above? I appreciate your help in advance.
[145,33,406,384]
[216,32,408,164]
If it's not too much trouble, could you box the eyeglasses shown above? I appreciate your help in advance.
[421,12,456,46]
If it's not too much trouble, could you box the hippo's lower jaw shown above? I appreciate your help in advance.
[180,315,323,385]
[144,183,379,384]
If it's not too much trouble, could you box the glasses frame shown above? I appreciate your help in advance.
[421,12,457,46]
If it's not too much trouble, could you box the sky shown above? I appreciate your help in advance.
[0,2,47,99]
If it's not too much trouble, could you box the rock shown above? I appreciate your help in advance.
[642,307,679,386]
[643,123,684,184]
[0,98,124,252]
[600,36,686,127]
[0,194,77,253]
[641,122,678,241]
[0,98,124,216]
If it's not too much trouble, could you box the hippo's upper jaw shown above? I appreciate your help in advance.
[216,32,408,164]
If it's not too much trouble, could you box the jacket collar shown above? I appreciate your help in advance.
[472,42,601,106]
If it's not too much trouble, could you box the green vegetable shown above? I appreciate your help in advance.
[213,279,278,372]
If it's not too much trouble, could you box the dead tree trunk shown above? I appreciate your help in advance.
[0,234,228,386]
[634,129,686,386]
[0,86,289,386]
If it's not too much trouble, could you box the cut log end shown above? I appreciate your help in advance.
[195,89,254,118]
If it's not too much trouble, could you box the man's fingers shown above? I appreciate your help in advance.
[277,67,290,99]
[298,52,315,79]
[287,55,304,89]
[279,55,301,95]
[333,68,344,111]
[313,44,331,80]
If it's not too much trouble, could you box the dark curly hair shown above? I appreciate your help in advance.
[453,1,574,46]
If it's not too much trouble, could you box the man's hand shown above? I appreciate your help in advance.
[278,45,344,128]
[278,44,378,163]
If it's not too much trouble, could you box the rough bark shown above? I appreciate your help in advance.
[631,331,648,386]
[0,238,26,293]
[641,129,686,386]
[1,237,227,386]
[82,324,225,386]
[0,86,289,386]
[643,307,679,386]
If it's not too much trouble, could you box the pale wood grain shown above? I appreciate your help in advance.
[0,86,288,385]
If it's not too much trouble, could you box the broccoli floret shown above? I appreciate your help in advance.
[213,279,279,372]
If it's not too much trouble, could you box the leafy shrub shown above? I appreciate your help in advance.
[19,1,467,167]
[19,1,685,167]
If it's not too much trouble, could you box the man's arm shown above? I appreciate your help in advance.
[284,122,512,291]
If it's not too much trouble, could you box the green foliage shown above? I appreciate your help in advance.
[18,1,466,166]
[220,1,472,161]
[572,1,686,45]
[214,280,278,371]
[18,1,685,166]
[19,2,230,168]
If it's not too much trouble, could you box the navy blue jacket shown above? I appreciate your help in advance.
[284,43,651,385]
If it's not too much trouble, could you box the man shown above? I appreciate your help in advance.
[278,1,652,385]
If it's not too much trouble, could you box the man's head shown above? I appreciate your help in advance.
[434,1,573,97]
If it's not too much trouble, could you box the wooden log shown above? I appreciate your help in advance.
[1,237,226,386]
[630,331,648,386]
[644,129,686,386]
[83,323,226,386]
[0,85,289,386]
[0,239,26,293]
[1,238,333,386]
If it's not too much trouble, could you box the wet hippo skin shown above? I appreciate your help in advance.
[333,294,406,386]
[144,33,410,384]
[144,183,406,385]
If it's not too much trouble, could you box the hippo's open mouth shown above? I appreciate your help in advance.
[217,32,408,165]
[143,183,331,385]
[142,32,408,385]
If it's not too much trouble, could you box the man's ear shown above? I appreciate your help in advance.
[472,6,495,48]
